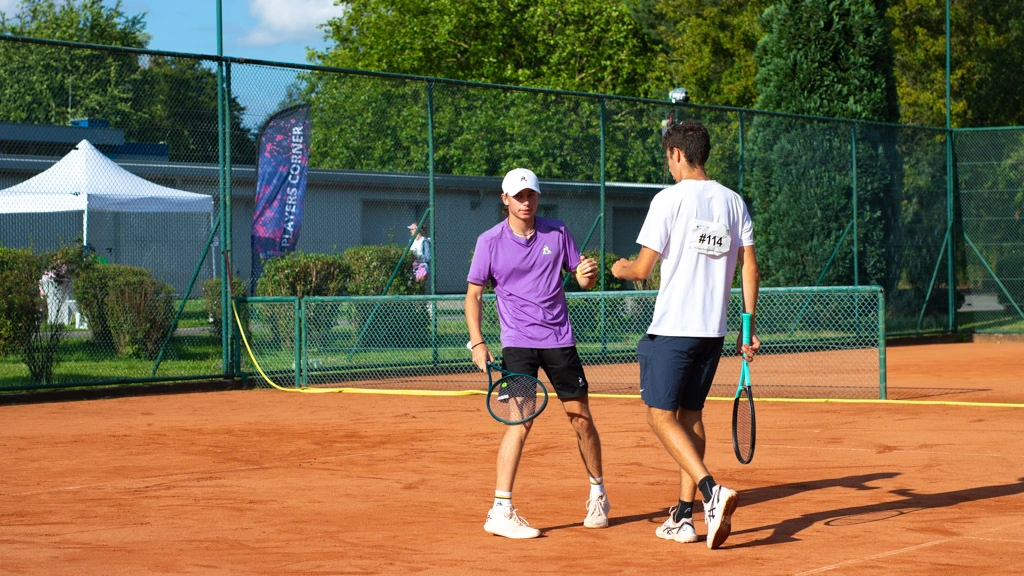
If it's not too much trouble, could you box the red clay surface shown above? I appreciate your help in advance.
[2,342,1022,575]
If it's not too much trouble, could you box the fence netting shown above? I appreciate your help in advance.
[0,35,1020,394]
[239,287,883,399]
[955,129,1024,334]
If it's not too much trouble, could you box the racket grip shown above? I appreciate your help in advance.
[741,313,752,346]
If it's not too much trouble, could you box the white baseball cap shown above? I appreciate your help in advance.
[501,168,541,196]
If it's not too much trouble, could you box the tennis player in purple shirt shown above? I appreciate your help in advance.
[466,168,610,539]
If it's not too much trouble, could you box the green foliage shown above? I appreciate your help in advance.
[565,250,629,292]
[255,252,348,350]
[201,277,248,338]
[255,252,348,297]
[755,0,898,123]
[42,241,92,284]
[0,0,146,127]
[105,272,174,359]
[0,2,253,162]
[0,247,43,355]
[888,0,1024,128]
[342,245,420,297]
[302,0,671,178]
[315,0,668,98]
[342,245,427,348]
[74,264,149,348]
[750,1,901,290]
[129,56,256,164]
[21,240,91,383]
[656,0,769,109]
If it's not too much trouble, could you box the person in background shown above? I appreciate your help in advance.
[408,222,431,284]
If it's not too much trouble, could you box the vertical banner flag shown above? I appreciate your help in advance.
[251,104,311,289]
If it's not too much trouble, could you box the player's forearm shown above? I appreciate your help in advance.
[464,291,485,344]
[741,258,760,323]
[611,259,647,282]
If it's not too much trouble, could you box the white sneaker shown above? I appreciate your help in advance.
[655,506,698,543]
[583,494,610,528]
[703,485,738,549]
[484,506,541,539]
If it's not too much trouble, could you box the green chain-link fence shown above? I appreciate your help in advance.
[239,287,884,399]
[954,128,1024,334]
[1,34,1020,394]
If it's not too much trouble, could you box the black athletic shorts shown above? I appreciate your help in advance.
[501,346,589,400]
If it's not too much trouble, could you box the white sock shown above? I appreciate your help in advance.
[589,477,606,499]
[493,490,512,508]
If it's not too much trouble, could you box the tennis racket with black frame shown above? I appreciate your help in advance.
[485,361,549,425]
[732,312,756,464]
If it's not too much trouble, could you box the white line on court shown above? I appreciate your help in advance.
[791,520,1024,575]
[792,538,955,575]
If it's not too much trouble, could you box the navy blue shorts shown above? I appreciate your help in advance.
[502,346,589,400]
[637,334,724,411]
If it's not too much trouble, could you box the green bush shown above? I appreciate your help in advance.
[255,251,348,297]
[565,250,630,293]
[344,245,427,348]
[105,272,175,359]
[255,252,348,350]
[74,264,150,349]
[0,247,43,355]
[342,244,420,296]
[202,277,249,338]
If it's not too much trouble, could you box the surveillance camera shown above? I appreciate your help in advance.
[669,87,690,104]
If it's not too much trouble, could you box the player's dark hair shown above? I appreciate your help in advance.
[662,119,711,168]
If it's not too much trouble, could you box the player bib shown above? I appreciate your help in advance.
[688,219,731,256]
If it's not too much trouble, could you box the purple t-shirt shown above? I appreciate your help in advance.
[467,217,582,349]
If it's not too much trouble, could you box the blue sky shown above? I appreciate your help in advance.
[0,0,347,128]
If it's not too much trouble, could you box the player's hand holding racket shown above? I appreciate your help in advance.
[468,339,494,372]
[732,313,759,464]
[466,342,548,425]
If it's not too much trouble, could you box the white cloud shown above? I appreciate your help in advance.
[240,0,346,47]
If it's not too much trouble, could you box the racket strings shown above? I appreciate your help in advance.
[488,374,542,423]
[735,388,755,462]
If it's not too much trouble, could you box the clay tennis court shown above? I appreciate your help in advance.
[2,341,1022,575]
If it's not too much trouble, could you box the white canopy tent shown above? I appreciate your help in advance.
[0,139,213,245]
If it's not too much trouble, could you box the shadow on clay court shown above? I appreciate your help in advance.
[725,476,1024,549]
[540,473,904,534]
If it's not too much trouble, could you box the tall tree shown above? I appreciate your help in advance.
[888,0,1024,128]
[748,0,902,293]
[130,56,255,164]
[303,0,673,178]
[0,0,148,127]
[755,0,898,122]
[0,0,254,163]
[314,0,669,98]
[655,0,769,109]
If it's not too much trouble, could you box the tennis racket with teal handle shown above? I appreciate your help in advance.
[485,362,549,425]
[732,313,756,464]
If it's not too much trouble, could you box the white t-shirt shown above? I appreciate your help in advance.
[636,179,754,337]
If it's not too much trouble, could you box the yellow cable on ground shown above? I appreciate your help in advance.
[232,298,486,396]
[232,298,337,393]
[233,301,1022,407]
